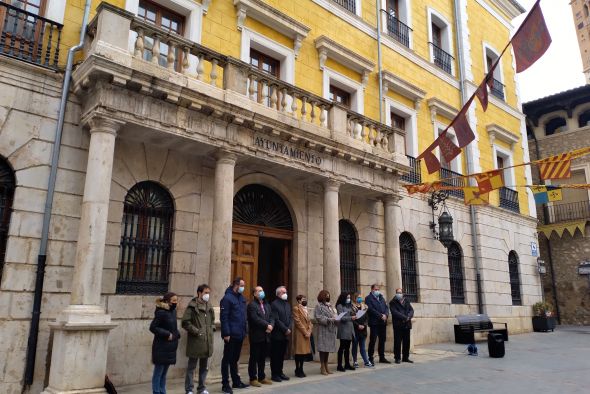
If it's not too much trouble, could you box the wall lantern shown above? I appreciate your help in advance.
[428,191,454,248]
[537,259,546,275]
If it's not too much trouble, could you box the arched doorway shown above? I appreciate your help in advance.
[232,184,294,302]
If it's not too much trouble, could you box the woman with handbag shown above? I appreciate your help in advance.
[292,294,313,377]
[150,292,180,394]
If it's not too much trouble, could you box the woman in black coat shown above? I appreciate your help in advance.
[150,292,180,394]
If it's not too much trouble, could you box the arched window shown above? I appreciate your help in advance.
[447,242,465,304]
[544,117,567,136]
[0,157,15,282]
[117,181,174,294]
[508,251,522,306]
[339,220,358,294]
[399,232,418,302]
[578,110,590,128]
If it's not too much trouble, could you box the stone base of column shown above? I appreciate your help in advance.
[42,305,116,394]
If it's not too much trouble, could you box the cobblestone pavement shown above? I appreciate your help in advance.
[119,326,590,394]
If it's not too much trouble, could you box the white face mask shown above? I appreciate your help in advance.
[372,290,380,297]
[238,286,245,294]
[281,293,288,301]
[202,294,210,302]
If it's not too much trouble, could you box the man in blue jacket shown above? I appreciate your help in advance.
[365,284,391,364]
[220,277,249,394]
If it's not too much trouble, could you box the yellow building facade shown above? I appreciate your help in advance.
[0,0,542,393]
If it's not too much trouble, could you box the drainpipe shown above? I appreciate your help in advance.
[453,0,484,314]
[23,0,93,388]
[376,0,384,123]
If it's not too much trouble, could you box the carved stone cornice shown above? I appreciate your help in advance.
[382,71,426,111]
[315,35,375,87]
[487,123,520,148]
[428,98,459,124]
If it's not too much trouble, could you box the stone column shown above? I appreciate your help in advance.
[43,116,121,394]
[208,150,237,302]
[383,195,403,300]
[323,180,341,298]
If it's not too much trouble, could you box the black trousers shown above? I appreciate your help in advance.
[393,327,411,361]
[368,324,387,361]
[221,337,243,387]
[270,339,288,377]
[337,339,352,367]
[248,341,268,381]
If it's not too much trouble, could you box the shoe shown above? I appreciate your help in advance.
[394,359,401,364]
[271,376,282,383]
[232,382,249,389]
[379,358,391,364]
[222,386,233,394]
[364,362,374,367]
[402,359,414,363]
[259,378,273,385]
[300,370,307,378]
[353,362,359,368]
[249,380,262,387]
[199,391,209,394]
[321,364,329,376]
[279,374,290,381]
[187,392,194,394]
[345,364,355,371]
[368,358,374,365]
[337,366,346,372]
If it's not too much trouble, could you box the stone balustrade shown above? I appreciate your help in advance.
[84,2,407,161]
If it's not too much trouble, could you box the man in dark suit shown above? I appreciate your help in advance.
[389,287,414,364]
[247,286,274,387]
[365,284,391,364]
[270,286,292,382]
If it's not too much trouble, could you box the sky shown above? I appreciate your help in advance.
[513,0,585,103]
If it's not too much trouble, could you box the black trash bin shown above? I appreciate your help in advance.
[487,332,505,358]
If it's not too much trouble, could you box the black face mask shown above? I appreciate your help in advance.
[301,301,308,307]
[169,303,177,311]
[326,298,330,303]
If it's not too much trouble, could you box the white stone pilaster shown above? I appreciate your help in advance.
[383,194,402,300]
[322,179,341,299]
[208,150,237,302]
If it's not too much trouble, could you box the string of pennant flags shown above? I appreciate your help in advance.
[404,147,590,206]
[416,0,552,175]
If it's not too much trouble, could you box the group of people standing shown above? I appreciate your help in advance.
[148,280,414,394]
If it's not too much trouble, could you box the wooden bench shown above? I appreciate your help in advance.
[454,314,508,344]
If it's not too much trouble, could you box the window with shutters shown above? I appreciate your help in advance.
[117,181,174,295]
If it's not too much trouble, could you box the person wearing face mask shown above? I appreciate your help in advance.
[182,284,215,394]
[336,292,357,372]
[270,286,292,382]
[150,292,180,394]
[314,290,337,375]
[220,277,248,394]
[352,294,373,368]
[246,286,274,387]
[365,284,391,364]
[292,294,313,378]
[389,288,415,364]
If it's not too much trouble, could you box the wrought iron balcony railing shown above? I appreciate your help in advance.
[386,14,411,48]
[541,200,590,224]
[499,187,519,213]
[440,167,464,199]
[0,1,62,70]
[401,155,421,184]
[331,0,356,14]
[490,78,505,101]
[430,42,453,75]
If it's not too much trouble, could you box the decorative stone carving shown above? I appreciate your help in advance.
[487,123,520,148]
[428,97,459,124]
[382,71,426,110]
[314,35,375,87]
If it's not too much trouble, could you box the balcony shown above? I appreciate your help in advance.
[430,42,453,75]
[386,14,412,48]
[0,1,63,70]
[440,167,464,199]
[541,200,590,224]
[331,0,356,14]
[490,78,505,101]
[401,155,421,184]
[75,3,408,186]
[499,187,520,213]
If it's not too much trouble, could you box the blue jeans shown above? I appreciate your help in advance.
[152,364,170,394]
[352,333,369,364]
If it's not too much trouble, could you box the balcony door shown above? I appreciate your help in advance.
[0,0,47,62]
[250,48,281,108]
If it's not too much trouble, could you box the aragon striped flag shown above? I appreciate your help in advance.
[538,152,572,180]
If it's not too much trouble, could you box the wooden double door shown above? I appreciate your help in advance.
[231,223,292,303]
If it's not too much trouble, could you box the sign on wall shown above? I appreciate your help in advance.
[531,241,538,257]
[253,134,323,167]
